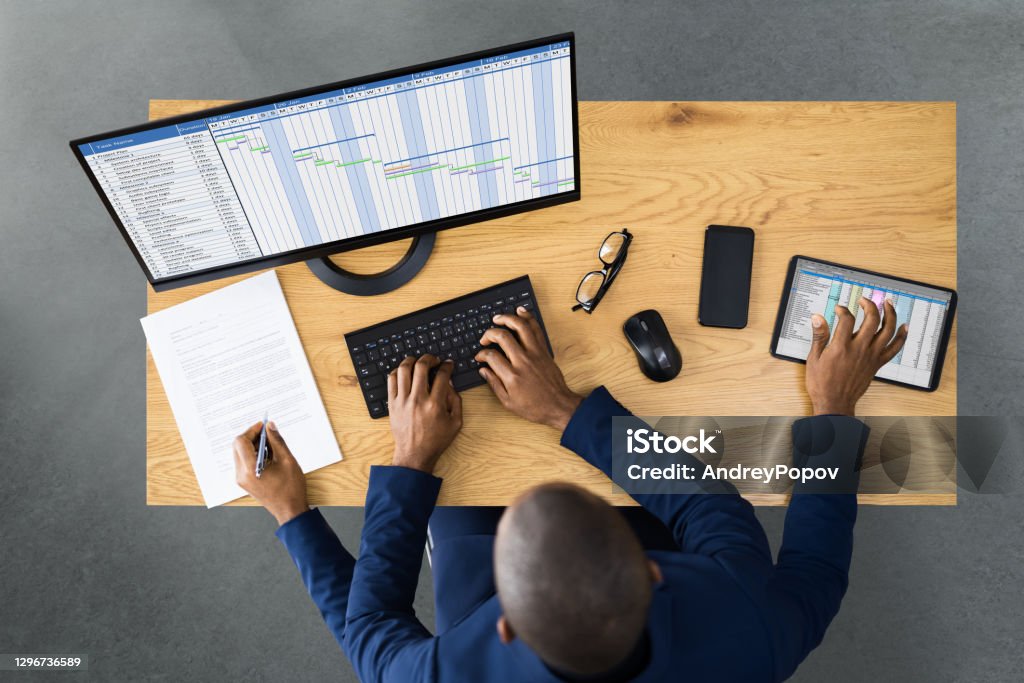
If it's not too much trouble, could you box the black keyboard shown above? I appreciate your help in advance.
[345,275,551,419]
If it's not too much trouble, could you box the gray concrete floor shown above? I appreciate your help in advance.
[1,0,1022,680]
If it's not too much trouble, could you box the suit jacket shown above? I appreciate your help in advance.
[276,387,869,682]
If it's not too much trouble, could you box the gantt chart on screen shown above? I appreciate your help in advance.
[776,258,952,388]
[79,41,575,279]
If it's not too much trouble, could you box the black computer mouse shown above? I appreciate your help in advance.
[623,309,682,382]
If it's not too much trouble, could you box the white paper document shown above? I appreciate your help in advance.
[142,271,341,507]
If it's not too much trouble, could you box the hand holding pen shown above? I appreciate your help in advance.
[232,419,309,525]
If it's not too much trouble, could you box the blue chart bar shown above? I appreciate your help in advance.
[513,154,573,171]
[292,133,376,154]
[386,138,510,166]
[213,126,261,139]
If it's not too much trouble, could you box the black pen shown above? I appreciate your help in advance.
[255,412,269,478]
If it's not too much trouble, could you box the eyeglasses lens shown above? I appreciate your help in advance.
[599,233,626,265]
[577,272,606,305]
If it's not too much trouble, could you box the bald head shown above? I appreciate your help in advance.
[494,483,653,676]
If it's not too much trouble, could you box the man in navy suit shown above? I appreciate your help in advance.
[234,297,906,682]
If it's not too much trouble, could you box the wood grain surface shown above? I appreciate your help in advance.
[146,100,957,506]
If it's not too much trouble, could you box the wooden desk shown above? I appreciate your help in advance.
[147,100,956,506]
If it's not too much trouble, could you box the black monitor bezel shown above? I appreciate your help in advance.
[770,254,958,392]
[69,32,580,292]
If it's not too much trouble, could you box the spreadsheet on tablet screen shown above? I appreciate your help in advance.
[775,258,952,388]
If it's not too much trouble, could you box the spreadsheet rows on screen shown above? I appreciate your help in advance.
[79,41,575,281]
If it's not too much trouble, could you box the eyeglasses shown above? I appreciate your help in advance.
[573,228,632,313]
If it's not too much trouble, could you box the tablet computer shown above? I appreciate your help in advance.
[770,256,957,392]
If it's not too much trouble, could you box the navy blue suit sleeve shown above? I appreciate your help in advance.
[275,508,356,650]
[343,465,441,683]
[560,386,771,565]
[766,415,868,682]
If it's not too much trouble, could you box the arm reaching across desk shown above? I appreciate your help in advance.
[477,304,905,679]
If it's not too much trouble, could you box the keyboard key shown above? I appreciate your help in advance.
[361,375,385,390]
[358,366,374,378]
[369,402,385,418]
[365,387,387,403]
[353,353,367,365]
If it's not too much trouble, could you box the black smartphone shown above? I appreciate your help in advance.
[698,225,755,328]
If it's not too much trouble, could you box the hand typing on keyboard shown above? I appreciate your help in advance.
[345,276,552,419]
[476,308,584,432]
[387,355,463,474]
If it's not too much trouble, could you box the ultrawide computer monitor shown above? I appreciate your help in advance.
[71,33,579,291]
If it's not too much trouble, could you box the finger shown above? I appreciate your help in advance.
[411,354,441,396]
[264,421,296,464]
[240,421,263,442]
[233,440,252,469]
[491,312,542,353]
[480,327,526,363]
[475,346,514,381]
[233,444,254,488]
[479,366,509,402]
[808,314,830,361]
[387,369,398,403]
[233,424,261,470]
[447,383,463,424]
[395,356,416,398]
[873,298,898,351]
[431,359,456,400]
[878,323,909,366]
[833,304,855,342]
[514,306,547,350]
[854,296,880,345]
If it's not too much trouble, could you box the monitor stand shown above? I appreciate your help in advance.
[305,231,436,296]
